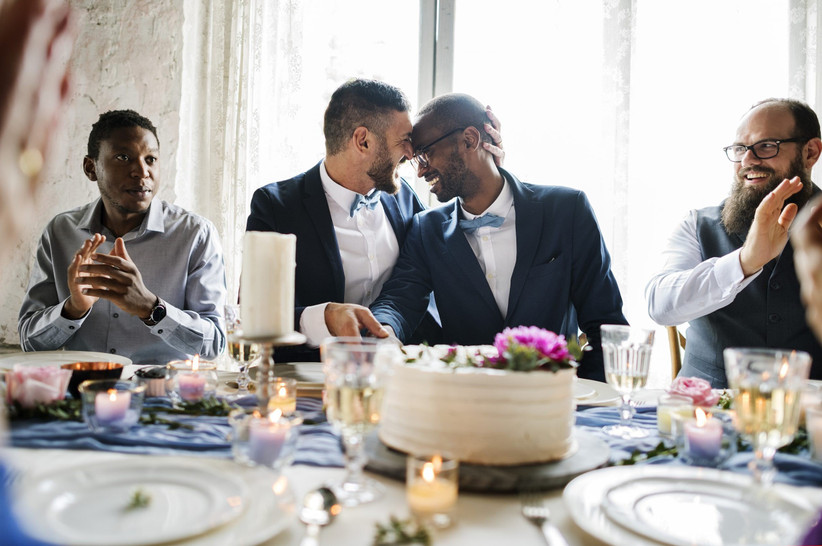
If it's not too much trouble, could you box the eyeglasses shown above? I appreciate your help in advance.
[723,138,805,162]
[411,127,466,169]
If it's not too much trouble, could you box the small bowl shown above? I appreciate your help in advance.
[61,362,124,399]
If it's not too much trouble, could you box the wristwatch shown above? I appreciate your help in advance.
[142,297,167,326]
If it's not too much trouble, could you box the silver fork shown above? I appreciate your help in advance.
[520,492,570,546]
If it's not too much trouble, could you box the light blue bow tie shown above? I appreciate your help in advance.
[458,213,505,233]
[349,191,381,217]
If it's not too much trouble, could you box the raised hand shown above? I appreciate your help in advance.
[739,176,803,277]
[324,302,389,338]
[62,234,105,319]
[483,105,505,167]
[78,237,157,319]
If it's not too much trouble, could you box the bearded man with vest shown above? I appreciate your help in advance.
[646,98,822,388]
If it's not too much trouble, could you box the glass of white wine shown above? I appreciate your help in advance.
[723,347,811,487]
[225,304,260,399]
[601,325,655,439]
[321,337,400,506]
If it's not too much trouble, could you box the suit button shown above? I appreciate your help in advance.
[158,329,163,334]
[113,313,119,318]
[109,348,117,353]
[68,325,75,330]
[768,313,781,324]
[769,280,781,290]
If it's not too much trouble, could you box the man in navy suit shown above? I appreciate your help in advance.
[246,80,501,361]
[366,93,628,380]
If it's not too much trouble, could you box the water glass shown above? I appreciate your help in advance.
[601,325,655,439]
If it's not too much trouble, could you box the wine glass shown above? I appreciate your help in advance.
[723,347,811,487]
[224,304,260,399]
[320,337,400,506]
[601,325,655,439]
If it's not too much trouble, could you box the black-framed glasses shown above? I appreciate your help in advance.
[723,138,805,162]
[411,127,466,169]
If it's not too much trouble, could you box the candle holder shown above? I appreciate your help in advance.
[806,406,822,462]
[167,359,219,404]
[674,408,737,467]
[406,453,459,529]
[656,394,692,438]
[239,332,306,416]
[267,377,297,415]
[228,407,303,471]
[78,379,146,433]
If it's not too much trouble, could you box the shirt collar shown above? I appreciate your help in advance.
[77,198,164,237]
[458,174,514,220]
[320,160,379,214]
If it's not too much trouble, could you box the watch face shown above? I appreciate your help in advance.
[151,303,166,323]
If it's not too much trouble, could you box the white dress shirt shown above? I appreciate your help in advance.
[645,210,761,325]
[300,161,400,345]
[459,177,517,317]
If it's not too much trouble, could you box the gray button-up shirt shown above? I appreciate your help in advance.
[18,198,226,364]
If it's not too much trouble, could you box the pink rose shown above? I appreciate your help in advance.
[668,376,719,407]
[5,365,72,408]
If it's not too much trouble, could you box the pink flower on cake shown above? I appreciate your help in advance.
[6,365,71,408]
[668,376,719,407]
[490,326,581,372]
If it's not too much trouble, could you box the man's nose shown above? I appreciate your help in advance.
[740,148,762,168]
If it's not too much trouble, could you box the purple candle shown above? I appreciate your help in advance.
[684,408,723,460]
[248,411,289,467]
[95,389,131,425]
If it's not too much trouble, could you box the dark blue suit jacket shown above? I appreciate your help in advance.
[246,161,440,361]
[370,169,627,380]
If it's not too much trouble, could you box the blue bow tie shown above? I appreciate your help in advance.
[349,191,381,217]
[458,213,505,233]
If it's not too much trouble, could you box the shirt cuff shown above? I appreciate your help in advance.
[300,303,331,347]
[714,248,761,297]
[55,299,88,332]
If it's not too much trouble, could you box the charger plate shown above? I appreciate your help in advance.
[564,465,817,546]
[365,427,608,493]
[0,350,132,369]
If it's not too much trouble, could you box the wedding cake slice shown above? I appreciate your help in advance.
[378,327,580,466]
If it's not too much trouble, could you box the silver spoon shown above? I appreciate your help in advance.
[299,487,340,546]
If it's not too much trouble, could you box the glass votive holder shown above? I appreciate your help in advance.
[675,407,737,467]
[229,407,302,471]
[78,379,146,433]
[133,366,168,397]
[167,359,218,404]
[806,406,822,462]
[406,454,459,529]
[800,382,822,426]
[656,394,692,437]
[267,377,297,415]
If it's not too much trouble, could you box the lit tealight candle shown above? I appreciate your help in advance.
[684,408,723,460]
[406,454,459,528]
[267,377,297,414]
[178,356,207,402]
[94,388,131,425]
[248,409,290,467]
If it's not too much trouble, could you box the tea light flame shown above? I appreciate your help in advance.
[278,385,287,397]
[268,408,283,423]
[695,407,708,427]
[422,462,436,483]
[192,354,200,372]
[779,357,790,380]
[107,389,118,402]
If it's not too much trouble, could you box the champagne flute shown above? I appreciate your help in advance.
[723,348,811,487]
[601,325,655,439]
[321,337,400,506]
[224,304,260,399]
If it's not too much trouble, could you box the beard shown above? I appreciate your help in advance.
[367,139,399,194]
[721,153,813,236]
[433,149,480,203]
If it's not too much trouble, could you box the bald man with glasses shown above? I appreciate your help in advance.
[646,98,822,387]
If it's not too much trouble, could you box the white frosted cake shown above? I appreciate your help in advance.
[378,345,577,465]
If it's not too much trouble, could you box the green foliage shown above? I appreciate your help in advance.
[372,516,431,546]
[124,489,151,511]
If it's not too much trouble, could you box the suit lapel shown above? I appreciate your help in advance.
[302,164,345,298]
[506,171,542,321]
[443,203,503,318]
[380,192,406,246]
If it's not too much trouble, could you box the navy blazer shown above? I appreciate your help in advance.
[246,161,439,360]
[370,169,628,380]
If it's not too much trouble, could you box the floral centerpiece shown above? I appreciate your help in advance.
[6,365,71,409]
[427,326,583,373]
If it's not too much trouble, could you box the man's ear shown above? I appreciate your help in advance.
[804,137,822,169]
[462,126,482,153]
[82,156,97,181]
[352,126,370,154]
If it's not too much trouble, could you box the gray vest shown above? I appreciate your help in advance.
[682,203,822,388]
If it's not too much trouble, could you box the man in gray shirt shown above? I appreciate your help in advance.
[19,109,226,364]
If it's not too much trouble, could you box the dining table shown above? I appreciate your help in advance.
[3,356,822,546]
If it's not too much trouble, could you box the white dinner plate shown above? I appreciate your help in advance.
[575,378,620,406]
[564,465,818,546]
[0,350,132,369]
[573,378,597,400]
[15,459,248,546]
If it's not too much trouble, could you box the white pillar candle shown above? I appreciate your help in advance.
[241,232,296,338]
[95,389,131,425]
